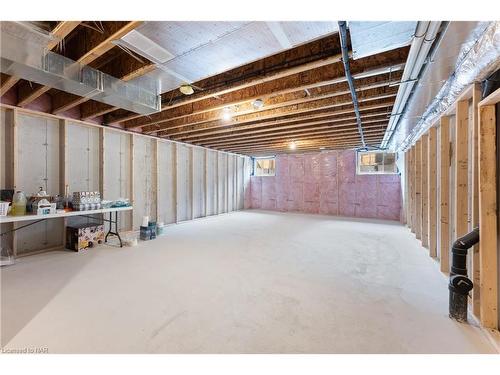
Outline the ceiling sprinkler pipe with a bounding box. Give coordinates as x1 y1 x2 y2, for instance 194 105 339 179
338 21 366 148
381 21 442 149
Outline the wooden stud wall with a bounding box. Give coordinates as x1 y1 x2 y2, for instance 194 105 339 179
0 106 250 258
421 134 429 248
404 85 500 332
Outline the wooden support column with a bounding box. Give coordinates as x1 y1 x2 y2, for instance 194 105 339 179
421 133 429 248
59 119 69 247
190 146 195 220
226 154 229 213
428 126 438 257
98 127 105 198
404 150 410 226
129 134 135 229
410 146 416 233
454 100 469 239
415 139 422 240
204 149 208 217
471 83 481 318
478 104 498 330
216 152 220 214
439 117 451 273
154 139 159 221
173 143 178 223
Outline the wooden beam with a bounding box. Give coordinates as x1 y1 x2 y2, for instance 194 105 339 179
439 116 450 273
421 133 429 248
454 100 469 239
408 146 415 232
132 72 401 131
167 95 396 141
201 122 387 147
478 104 498 329
0 75 20 97
415 139 422 240
471 83 481 318
193 113 389 145
115 51 407 128
410 145 416 233
428 126 437 257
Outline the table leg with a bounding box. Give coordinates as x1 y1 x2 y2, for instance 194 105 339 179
104 211 123 247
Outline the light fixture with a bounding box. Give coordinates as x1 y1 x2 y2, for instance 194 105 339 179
319 147 326 150
179 84 194 95
222 106 233 121
252 98 264 109
289 141 297 150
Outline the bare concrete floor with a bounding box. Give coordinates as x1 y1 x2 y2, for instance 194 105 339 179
1 210 496 353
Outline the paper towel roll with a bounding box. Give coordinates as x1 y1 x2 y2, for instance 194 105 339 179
142 216 149 227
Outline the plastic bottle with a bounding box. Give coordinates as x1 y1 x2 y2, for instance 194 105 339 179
11 191 27 216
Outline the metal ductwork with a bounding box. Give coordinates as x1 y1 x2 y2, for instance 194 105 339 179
0 22 160 115
380 21 442 149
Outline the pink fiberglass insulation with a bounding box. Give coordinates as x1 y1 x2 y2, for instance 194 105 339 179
249 149 401 221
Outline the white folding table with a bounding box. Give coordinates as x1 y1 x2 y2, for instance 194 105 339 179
0 206 133 248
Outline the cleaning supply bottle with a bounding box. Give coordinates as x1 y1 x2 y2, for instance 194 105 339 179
11 190 27 216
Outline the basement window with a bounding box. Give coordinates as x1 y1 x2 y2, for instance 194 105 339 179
356 151 397 174
253 157 276 176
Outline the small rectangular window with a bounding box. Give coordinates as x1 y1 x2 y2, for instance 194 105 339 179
253 157 276 176
356 151 397 174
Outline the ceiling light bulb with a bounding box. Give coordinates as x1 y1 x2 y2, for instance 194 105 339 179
289 141 297 150
319 147 326 150
179 84 194 95
222 107 233 121
252 99 264 109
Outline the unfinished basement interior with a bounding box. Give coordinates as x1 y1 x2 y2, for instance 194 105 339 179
1 15 500 359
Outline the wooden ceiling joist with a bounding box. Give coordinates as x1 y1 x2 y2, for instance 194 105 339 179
17 21 141 108
159 93 396 141
181 112 391 145
121 47 408 129
100 34 343 124
209 128 386 149
141 70 403 134
164 101 393 140
200 124 387 148
0 74 20 96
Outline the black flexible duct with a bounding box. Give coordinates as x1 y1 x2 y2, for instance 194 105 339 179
449 227 479 322
338 21 366 147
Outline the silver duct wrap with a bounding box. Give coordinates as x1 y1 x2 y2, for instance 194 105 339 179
394 21 500 151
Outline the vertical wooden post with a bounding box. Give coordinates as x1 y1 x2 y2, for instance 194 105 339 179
428 126 438 257
415 139 422 240
98 127 105 198
173 142 178 224
129 134 135 230
226 154 229 213
421 134 429 248
204 149 208 217
190 146 195 220
154 139 159 222
478 104 498 330
471 84 481 317
10 109 19 257
216 152 219 214
404 150 410 225
410 146 416 233
59 119 69 248
439 117 451 273
454 100 469 239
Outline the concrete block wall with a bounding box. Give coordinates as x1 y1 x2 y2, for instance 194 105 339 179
249 150 401 221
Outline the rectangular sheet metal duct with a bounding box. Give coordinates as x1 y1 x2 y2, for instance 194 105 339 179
0 22 160 115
